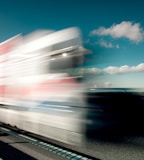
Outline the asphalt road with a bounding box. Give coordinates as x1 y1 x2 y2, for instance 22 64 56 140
0 141 37 160
1 128 144 160
71 132 144 160
0 131 65 160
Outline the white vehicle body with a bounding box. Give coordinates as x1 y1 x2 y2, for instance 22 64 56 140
0 27 89 145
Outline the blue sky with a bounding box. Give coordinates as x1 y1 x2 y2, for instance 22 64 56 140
1 0 144 88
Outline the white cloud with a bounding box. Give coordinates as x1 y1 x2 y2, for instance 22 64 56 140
84 63 144 75
104 63 144 74
98 39 119 48
86 68 102 74
98 39 113 48
104 81 112 88
131 63 144 72
104 66 120 74
90 21 144 42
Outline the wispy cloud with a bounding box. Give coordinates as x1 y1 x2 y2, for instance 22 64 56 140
104 63 144 74
133 63 144 72
116 44 119 48
90 81 113 88
104 81 112 88
97 39 119 48
90 21 144 43
84 67 102 74
82 63 144 75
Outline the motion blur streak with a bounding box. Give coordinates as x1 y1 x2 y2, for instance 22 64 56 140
0 27 91 145
1 27 144 147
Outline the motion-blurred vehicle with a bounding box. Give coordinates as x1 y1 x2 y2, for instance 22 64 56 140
0 27 90 145
1 27 144 145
